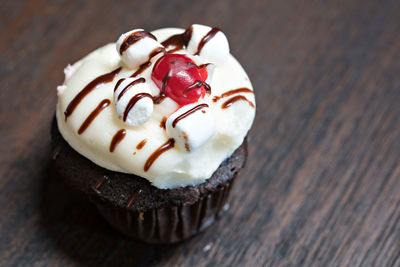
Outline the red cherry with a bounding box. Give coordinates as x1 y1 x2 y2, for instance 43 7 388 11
151 54 208 106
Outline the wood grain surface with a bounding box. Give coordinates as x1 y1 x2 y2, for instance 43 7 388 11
1 0 399 266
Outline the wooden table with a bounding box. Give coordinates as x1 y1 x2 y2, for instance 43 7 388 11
1 0 399 266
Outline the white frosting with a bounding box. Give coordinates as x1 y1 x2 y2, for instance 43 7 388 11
187 24 230 65
113 78 153 126
116 29 163 69
64 62 82 80
56 27 255 189
57 61 82 96
166 103 216 152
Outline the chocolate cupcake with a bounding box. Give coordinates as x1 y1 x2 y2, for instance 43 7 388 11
53 25 256 243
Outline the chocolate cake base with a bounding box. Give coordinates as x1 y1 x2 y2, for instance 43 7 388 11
51 118 247 243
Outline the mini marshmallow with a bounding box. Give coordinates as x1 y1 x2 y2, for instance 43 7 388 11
116 29 164 69
205 63 216 84
187 24 230 65
166 103 216 152
190 55 216 84
114 77 154 127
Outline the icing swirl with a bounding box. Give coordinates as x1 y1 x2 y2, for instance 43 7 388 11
56 26 255 189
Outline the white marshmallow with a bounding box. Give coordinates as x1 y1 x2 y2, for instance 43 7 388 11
116 29 164 69
166 103 216 152
205 63 216 84
189 55 216 84
114 77 154 127
187 24 230 65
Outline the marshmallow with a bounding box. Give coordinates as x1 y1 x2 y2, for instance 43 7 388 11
204 63 216 84
166 103 216 152
190 55 216 84
187 24 230 65
114 77 154 126
116 29 164 69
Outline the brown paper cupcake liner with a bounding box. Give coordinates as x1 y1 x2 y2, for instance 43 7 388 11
52 119 247 243
94 180 234 244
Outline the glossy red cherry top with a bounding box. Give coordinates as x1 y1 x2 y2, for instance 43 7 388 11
151 54 208 106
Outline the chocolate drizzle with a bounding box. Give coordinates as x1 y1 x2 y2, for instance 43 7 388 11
198 63 211 69
222 95 255 109
136 139 147 150
130 47 165 78
123 93 153 121
109 129 126 152
153 71 172 104
161 26 193 53
150 46 166 58
213 87 254 102
125 189 143 209
144 138 175 171
114 78 125 92
184 80 211 94
64 67 121 121
187 62 210 70
130 62 151 78
78 99 110 134
161 71 171 93
195 27 220 55
119 31 157 54
152 94 165 105
172 104 209 128
160 116 167 129
212 87 255 109
117 78 145 100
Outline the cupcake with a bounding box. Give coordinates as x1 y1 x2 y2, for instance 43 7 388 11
52 24 256 243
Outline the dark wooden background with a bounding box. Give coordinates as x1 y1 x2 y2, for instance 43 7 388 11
1 0 399 266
